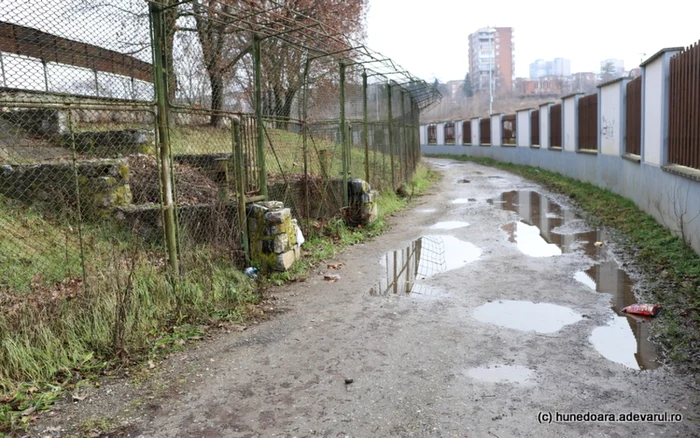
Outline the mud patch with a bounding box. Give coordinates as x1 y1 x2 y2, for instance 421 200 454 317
474 300 583 333
466 365 535 385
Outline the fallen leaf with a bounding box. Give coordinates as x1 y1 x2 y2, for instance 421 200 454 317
327 263 343 270
148 360 156 369
27 386 38 394
21 406 36 416
324 274 341 282
594 241 604 247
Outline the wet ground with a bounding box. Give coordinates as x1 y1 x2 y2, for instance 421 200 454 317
31 157 699 437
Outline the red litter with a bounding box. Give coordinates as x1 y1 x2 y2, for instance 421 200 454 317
621 304 662 317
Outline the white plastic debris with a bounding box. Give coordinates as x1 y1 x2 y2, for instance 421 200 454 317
293 219 305 246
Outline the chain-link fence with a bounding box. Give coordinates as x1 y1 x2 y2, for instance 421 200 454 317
0 0 440 324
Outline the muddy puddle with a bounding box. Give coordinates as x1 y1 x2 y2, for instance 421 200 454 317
474 300 583 334
466 365 535 385
370 235 481 297
491 190 660 370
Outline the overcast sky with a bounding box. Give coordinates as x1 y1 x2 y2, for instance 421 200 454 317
366 0 700 83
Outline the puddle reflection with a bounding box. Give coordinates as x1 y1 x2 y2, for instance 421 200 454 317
431 221 470 230
492 190 660 370
370 235 481 297
474 300 582 334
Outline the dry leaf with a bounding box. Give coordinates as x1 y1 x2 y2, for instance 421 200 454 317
594 241 604 247
148 360 156 369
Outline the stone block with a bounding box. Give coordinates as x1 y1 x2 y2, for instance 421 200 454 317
246 203 268 218
264 208 291 224
263 220 291 236
259 200 284 211
274 249 297 271
273 233 290 254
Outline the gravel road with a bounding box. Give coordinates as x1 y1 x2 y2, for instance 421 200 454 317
32 158 699 437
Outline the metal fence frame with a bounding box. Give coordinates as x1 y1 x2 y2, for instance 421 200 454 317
625 77 642 156
0 0 442 293
669 41 700 169
479 118 491 146
531 109 540 146
550 103 562 148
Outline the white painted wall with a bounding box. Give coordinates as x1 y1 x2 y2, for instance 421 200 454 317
419 125 426 145
642 58 664 165
600 81 623 156
540 103 551 149
516 109 531 147
471 118 480 146
436 122 445 145
455 120 463 146
491 114 502 146
563 95 578 152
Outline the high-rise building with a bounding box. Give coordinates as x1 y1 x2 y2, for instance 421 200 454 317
529 58 571 79
551 58 571 76
468 27 514 96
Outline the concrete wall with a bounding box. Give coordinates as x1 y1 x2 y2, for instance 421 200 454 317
420 48 700 254
491 114 503 147
436 122 445 145
562 94 580 152
600 79 626 156
516 109 531 147
540 103 551 149
471 118 480 146
642 49 681 166
455 120 463 145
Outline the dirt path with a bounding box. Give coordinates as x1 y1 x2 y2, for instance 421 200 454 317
32 158 699 437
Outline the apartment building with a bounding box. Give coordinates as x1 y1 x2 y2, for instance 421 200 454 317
468 27 514 96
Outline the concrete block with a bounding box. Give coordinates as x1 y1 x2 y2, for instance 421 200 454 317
274 249 297 271
264 208 291 224
259 200 284 211
273 233 290 254
247 203 268 218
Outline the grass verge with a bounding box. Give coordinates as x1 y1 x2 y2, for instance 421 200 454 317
428 154 700 374
0 162 440 435
0 199 260 434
